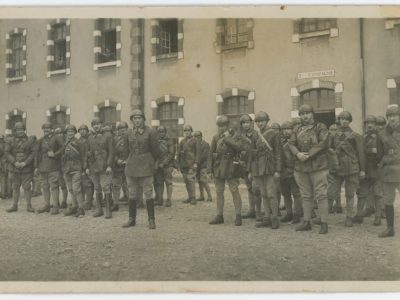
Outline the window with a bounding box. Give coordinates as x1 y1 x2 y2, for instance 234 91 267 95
292 19 338 43
300 88 335 111
215 19 254 53
299 19 332 34
222 96 249 122
47 19 71 77
5 109 26 134
9 115 23 132
94 18 121 69
158 102 179 139
99 107 117 127
50 111 67 129
5 28 27 83
151 19 184 62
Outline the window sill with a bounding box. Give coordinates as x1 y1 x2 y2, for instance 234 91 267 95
292 28 338 43
156 52 178 60
221 41 249 51
47 68 70 78
5 76 25 84
94 60 121 70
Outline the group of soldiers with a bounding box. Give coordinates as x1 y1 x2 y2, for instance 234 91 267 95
0 104 399 237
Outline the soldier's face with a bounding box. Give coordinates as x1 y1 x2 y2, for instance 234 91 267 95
365 122 376 132
282 128 292 138
79 129 88 137
93 123 102 132
388 114 400 128
195 135 202 142
158 129 166 138
255 120 267 130
43 128 51 137
218 125 228 135
119 127 127 135
66 130 75 140
183 129 192 138
300 112 313 124
15 128 25 138
241 120 251 131
132 116 144 128
376 124 385 130
339 118 350 128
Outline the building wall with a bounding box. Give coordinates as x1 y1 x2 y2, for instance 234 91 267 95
0 19 134 136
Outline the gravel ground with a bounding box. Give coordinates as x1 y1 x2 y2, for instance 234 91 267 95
0 182 398 281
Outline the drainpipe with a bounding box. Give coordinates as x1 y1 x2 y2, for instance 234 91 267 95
360 18 366 127
130 19 144 111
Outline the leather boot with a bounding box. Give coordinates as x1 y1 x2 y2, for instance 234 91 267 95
93 193 104 217
242 210 256 219
255 211 263 222
280 212 293 223
165 184 173 207
122 199 137 228
50 189 60 215
379 205 395 238
84 189 93 210
37 205 50 213
64 206 77 216
37 188 51 213
255 217 271 228
271 216 280 229
6 203 18 213
312 217 322 225
319 222 328 234
75 207 85 217
352 215 363 224
291 214 301 224
25 190 35 213
146 199 156 229
165 198 172 207
6 189 19 213
373 216 381 226
234 214 242 226
209 215 224 225
154 185 163 206
104 194 112 219
296 221 312 231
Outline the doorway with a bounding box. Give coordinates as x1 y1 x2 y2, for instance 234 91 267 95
314 110 336 128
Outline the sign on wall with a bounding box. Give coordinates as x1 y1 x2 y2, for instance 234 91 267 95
297 69 335 80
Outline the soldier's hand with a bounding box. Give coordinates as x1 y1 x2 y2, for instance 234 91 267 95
85 168 90 176
248 173 252 181
106 166 112 175
296 152 308 162
117 159 124 166
19 162 26 168
193 163 198 170
14 162 21 168
359 171 366 180
47 150 55 158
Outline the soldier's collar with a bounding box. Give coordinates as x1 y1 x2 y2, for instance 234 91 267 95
133 126 145 134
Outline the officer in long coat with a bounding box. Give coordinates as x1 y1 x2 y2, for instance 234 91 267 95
328 111 366 227
78 124 94 210
5 122 37 213
376 105 400 238
289 104 330 234
86 117 114 219
35 122 64 214
208 115 244 226
123 109 160 229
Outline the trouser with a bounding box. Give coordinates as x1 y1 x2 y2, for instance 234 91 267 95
0 170 6 197
327 173 341 210
6 171 13 196
10 171 33 206
126 175 155 221
280 176 302 215
254 174 278 219
154 166 174 202
294 169 329 223
244 173 261 213
59 173 68 203
39 170 60 208
91 171 113 200
197 167 211 199
214 177 242 216
112 171 127 206
356 177 383 218
64 171 84 209
81 173 94 205
182 167 196 201
330 173 359 218
382 182 400 206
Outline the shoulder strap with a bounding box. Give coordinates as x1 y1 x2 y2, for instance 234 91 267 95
256 129 273 152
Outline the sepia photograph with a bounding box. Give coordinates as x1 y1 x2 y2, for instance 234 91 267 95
0 4 399 293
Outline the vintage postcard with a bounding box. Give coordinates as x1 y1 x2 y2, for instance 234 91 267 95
0 5 399 293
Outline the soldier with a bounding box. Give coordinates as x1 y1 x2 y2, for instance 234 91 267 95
55 127 69 209
280 121 303 224
328 111 366 227
5 122 37 213
376 105 400 237
78 124 94 210
61 125 87 217
353 115 383 226
291 117 302 130
122 109 160 229
154 126 176 207
271 122 283 215
112 121 129 211
0 135 6 199
289 104 329 234
239 114 262 221
86 117 114 219
251 112 282 229
4 134 13 199
35 122 64 214
327 123 342 214
177 125 201 205
376 116 387 131
375 115 387 219
208 116 244 226
193 131 212 202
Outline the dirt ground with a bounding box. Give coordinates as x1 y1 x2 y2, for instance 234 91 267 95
0 182 399 281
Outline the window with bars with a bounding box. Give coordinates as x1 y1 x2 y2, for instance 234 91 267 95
157 19 178 56
300 88 336 111
99 107 117 127
10 33 24 78
99 19 117 63
222 96 249 119
158 102 179 139
50 111 67 129
299 19 332 34
222 19 248 46
9 115 23 132
51 23 67 70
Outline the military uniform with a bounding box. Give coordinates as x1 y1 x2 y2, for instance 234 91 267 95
329 111 366 227
35 123 64 214
154 128 176 207
376 105 400 237
87 118 114 219
0 135 6 199
289 104 329 234
78 125 94 210
61 125 87 217
327 124 342 214
177 126 201 205
208 116 244 226
123 109 160 229
55 128 69 209
251 112 282 229
5 123 37 212
194 132 212 202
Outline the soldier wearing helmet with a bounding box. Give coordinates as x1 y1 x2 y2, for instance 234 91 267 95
153 126 177 207
192 130 212 203
5 122 37 213
326 123 342 214
53 126 69 208
375 105 400 237
122 109 160 230
0 134 6 199
34 122 64 215
279 121 303 224
288 104 329 234
60 124 87 217
177 124 201 206
328 110 366 228
86 117 114 219
111 121 129 211
376 116 387 131
238 114 262 221
78 124 94 210
208 115 245 226
250 111 282 230
352 115 383 226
